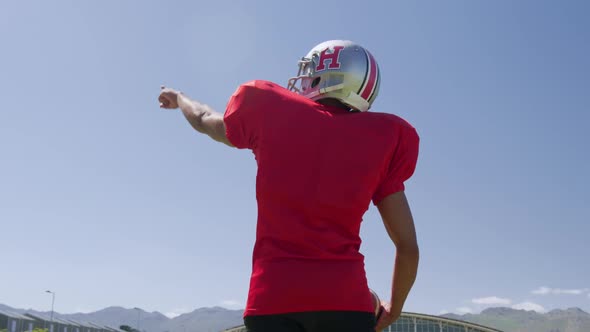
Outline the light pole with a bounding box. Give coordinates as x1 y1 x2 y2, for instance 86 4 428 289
133 308 141 332
45 290 55 332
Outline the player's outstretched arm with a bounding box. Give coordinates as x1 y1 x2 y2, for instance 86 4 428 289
375 191 419 331
158 86 234 147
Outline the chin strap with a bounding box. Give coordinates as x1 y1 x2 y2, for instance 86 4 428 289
306 84 371 112
343 91 371 112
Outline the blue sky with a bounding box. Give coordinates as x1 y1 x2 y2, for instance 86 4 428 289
1 0 588 318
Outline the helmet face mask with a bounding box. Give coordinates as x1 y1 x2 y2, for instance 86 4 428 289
287 58 311 94
288 40 381 112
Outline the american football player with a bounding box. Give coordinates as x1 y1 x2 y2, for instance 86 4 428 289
159 40 420 332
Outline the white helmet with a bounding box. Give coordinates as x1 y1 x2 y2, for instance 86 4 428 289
287 40 381 112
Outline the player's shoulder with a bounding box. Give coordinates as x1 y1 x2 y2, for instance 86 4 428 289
368 111 417 133
236 80 289 96
233 80 303 109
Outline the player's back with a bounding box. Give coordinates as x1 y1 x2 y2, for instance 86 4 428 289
223 80 419 315
236 81 417 260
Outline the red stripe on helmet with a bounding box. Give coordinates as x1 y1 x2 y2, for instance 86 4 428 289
360 50 378 100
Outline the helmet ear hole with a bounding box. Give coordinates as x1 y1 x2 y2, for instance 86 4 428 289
311 77 321 88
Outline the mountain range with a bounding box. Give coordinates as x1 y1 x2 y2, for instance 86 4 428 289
0 304 243 332
2 303 590 332
442 307 590 332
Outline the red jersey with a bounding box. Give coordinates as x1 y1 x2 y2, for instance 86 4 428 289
223 80 419 316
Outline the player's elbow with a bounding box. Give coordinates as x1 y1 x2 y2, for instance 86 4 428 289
397 241 419 258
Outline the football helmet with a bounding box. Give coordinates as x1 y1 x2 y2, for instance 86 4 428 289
287 40 381 112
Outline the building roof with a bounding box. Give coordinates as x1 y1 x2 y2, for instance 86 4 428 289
104 325 126 332
24 312 53 321
63 320 82 327
23 313 76 326
222 311 504 332
53 317 76 326
65 319 94 328
86 322 108 330
109 325 127 332
402 312 504 332
0 309 35 321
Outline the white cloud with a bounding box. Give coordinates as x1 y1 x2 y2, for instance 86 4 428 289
532 287 551 295
562 289 589 295
164 308 190 318
456 307 473 314
472 296 512 305
220 299 243 308
438 310 450 315
532 287 589 295
511 302 546 312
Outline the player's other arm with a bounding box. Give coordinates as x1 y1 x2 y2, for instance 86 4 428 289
375 191 419 331
158 86 234 147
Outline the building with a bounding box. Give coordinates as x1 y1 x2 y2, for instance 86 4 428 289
62 319 83 332
222 312 503 332
20 313 114 332
24 313 57 332
65 320 95 332
86 321 111 332
51 317 75 332
0 310 35 332
103 325 126 332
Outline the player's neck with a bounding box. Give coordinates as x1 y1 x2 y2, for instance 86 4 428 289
317 98 353 112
